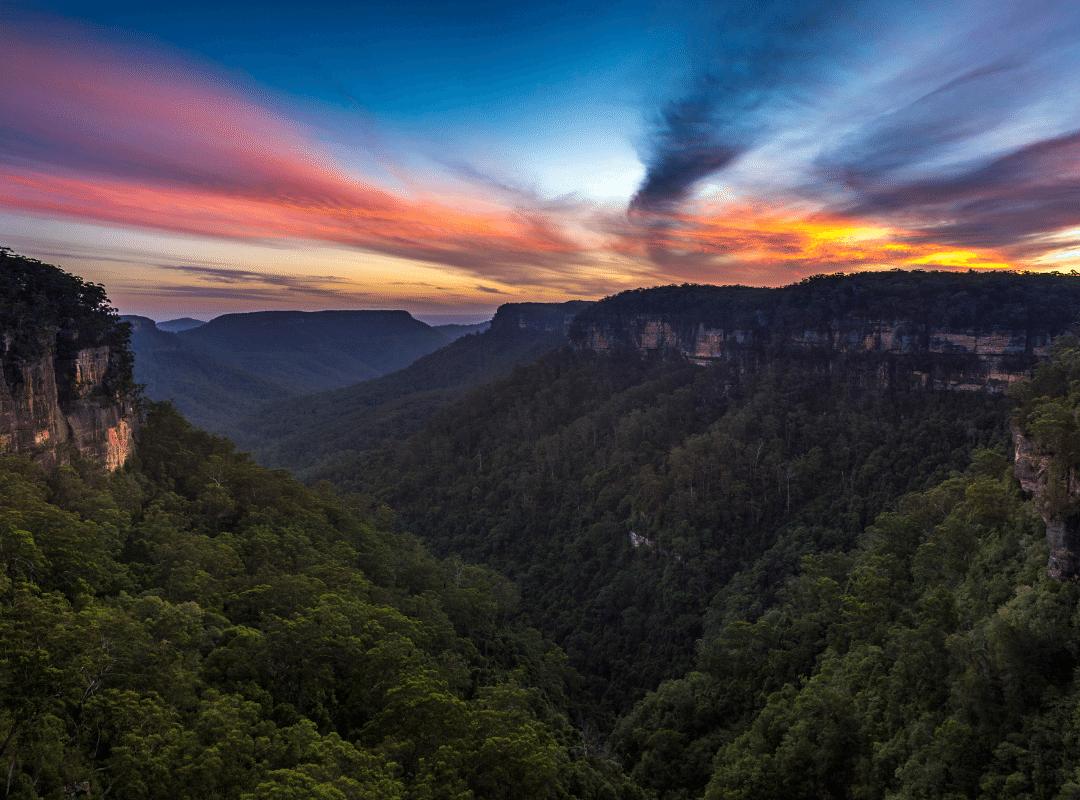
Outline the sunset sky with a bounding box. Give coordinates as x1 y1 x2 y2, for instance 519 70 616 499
3 0 1080 322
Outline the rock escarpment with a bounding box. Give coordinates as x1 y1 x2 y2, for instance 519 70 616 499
1 334 136 470
1 249 137 470
491 300 593 336
571 273 1080 392
1012 429 1080 581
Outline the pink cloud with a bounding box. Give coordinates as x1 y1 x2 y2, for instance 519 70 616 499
0 22 606 291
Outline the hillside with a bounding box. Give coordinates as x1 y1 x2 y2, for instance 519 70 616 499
347 344 1013 716
176 309 453 392
13 254 1080 799
0 402 649 800
236 301 590 475
127 310 485 438
570 271 1080 390
125 315 293 437
318 273 1080 720
156 317 206 332
0 253 641 800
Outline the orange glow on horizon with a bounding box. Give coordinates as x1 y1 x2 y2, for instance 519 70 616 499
626 202 1015 284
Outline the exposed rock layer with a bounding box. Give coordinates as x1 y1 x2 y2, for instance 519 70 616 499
1 336 135 470
1013 428 1080 581
574 313 1048 392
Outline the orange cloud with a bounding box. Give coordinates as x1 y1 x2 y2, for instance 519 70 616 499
622 202 1014 285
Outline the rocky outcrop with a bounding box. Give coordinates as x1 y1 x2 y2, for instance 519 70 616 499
491 301 593 336
1013 428 1080 581
569 275 1080 392
0 336 135 470
575 313 1044 392
572 276 1080 580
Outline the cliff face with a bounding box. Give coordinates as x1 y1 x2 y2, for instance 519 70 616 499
569 275 1080 392
0 335 135 470
574 313 1045 391
1013 428 1080 581
491 301 593 336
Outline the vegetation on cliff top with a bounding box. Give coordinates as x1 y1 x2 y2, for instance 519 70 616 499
571 270 1080 340
0 247 134 395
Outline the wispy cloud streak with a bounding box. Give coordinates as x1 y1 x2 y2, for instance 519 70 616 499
0 22 611 292
630 0 1080 273
630 0 873 213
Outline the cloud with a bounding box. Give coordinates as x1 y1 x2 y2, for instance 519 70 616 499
627 0 1080 274
0 20 617 294
154 263 366 301
802 0 1080 259
842 131 1080 253
612 201 1011 286
629 0 874 214
7 2 1080 307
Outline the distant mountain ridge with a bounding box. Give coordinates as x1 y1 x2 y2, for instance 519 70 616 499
125 315 292 436
235 300 592 474
176 309 452 392
156 317 206 332
126 309 486 438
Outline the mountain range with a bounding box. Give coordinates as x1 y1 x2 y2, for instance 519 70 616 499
124 309 488 437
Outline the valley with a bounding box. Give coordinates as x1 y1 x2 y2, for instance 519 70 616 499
6 249 1080 799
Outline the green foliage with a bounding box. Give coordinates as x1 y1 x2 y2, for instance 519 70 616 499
12 260 1080 800
0 247 135 395
604 452 1080 800
237 308 579 475
0 401 636 799
1013 334 1080 520
128 308 495 443
572 271 1080 340
346 344 1010 719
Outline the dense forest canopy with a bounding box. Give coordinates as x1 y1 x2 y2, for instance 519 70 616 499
571 271 1080 337
0 401 647 799
1 248 128 357
235 306 585 476
343 346 1013 720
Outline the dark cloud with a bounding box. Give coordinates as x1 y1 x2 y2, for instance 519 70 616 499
846 131 1080 251
803 0 1080 258
630 0 873 214
815 63 1026 193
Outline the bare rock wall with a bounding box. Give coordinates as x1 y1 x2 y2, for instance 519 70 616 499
1 343 135 470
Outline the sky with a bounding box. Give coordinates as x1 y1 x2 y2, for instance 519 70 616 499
3 0 1080 322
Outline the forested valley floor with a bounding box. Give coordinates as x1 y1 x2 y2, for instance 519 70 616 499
309 335 1080 800
10 343 1080 799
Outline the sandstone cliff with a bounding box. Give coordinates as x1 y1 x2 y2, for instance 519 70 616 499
1 249 137 470
0 335 136 470
1012 428 1080 581
570 274 1080 392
